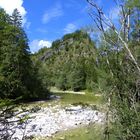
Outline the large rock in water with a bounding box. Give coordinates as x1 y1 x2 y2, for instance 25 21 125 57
49 95 61 100
65 105 82 112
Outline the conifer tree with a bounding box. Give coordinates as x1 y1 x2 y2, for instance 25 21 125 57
0 8 48 99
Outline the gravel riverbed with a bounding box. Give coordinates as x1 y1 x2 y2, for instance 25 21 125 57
1 104 104 140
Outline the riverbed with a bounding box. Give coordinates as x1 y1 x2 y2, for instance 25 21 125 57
1 93 104 140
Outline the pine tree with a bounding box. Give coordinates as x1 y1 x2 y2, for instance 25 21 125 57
11 8 22 27
0 8 48 99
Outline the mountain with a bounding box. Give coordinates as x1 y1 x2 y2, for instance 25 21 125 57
32 30 98 91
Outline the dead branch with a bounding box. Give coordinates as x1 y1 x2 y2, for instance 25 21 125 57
87 0 140 73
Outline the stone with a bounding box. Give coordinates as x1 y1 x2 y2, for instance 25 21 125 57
1 105 104 140
59 136 65 140
85 130 89 134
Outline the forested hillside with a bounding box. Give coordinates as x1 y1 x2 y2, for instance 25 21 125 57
32 30 99 92
0 8 48 100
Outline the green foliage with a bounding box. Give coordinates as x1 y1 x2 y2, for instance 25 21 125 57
68 63 86 91
0 8 49 100
33 30 97 92
125 0 140 41
97 35 140 139
94 1 140 138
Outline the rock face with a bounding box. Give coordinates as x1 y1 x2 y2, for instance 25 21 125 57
2 105 104 140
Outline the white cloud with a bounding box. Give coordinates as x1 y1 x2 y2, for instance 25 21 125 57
64 23 77 34
42 3 63 24
30 40 52 53
0 0 28 26
0 0 26 18
39 40 52 48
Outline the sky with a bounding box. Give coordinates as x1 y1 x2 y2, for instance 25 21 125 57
0 0 119 53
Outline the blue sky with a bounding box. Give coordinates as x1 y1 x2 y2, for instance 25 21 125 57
0 0 119 53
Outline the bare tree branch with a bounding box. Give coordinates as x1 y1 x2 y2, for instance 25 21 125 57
87 0 140 73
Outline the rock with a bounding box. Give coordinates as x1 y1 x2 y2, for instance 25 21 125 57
85 130 89 134
65 105 82 112
2 105 104 140
58 136 65 140
50 95 61 100
32 124 37 130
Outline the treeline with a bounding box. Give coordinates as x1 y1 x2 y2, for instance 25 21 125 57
0 8 49 100
32 30 98 92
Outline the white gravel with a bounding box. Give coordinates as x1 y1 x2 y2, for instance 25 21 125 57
1 105 104 140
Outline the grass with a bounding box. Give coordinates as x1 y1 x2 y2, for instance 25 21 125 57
33 124 105 140
52 124 104 140
21 90 103 110
33 123 116 140
53 92 103 105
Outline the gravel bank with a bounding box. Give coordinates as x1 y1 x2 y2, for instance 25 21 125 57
1 104 104 140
